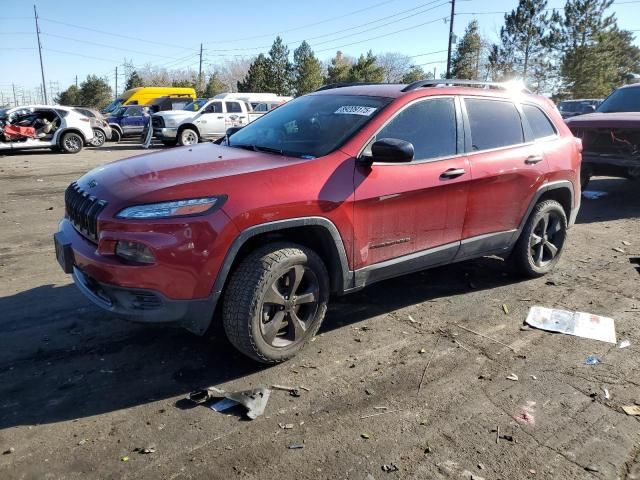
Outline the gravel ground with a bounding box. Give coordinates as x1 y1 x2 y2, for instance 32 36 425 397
0 142 639 480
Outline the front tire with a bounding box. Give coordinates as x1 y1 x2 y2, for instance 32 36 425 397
511 200 568 278
109 129 121 143
60 132 83 154
178 127 199 146
91 128 106 147
222 243 330 363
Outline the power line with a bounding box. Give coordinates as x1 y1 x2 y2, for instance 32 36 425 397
408 49 448 58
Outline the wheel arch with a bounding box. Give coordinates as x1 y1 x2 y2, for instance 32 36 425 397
178 123 200 137
108 123 123 135
57 128 87 145
515 180 575 239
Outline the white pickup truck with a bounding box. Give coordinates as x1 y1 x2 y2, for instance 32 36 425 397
152 98 264 146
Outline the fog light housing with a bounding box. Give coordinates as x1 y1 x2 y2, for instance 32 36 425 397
115 241 155 264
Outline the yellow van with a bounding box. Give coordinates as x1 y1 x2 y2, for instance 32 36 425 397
102 87 196 114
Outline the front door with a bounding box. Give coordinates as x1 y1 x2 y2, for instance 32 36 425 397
120 106 145 134
352 97 470 273
195 101 225 138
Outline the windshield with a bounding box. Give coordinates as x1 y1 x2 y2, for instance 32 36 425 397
228 94 391 158
111 106 126 117
183 99 207 111
102 98 124 113
597 88 640 113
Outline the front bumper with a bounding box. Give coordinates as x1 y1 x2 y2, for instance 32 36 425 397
153 127 178 140
72 266 215 332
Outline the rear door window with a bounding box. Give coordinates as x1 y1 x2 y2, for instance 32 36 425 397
203 102 223 114
465 98 524 151
522 104 556 139
225 102 243 113
370 97 457 161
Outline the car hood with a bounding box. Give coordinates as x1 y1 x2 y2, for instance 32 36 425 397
566 112 640 129
76 143 306 206
153 110 197 120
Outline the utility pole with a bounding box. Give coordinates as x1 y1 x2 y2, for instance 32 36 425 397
115 66 118 98
75 75 78 88
34 5 48 104
445 0 456 79
198 43 203 93
12 83 17 106
433 67 437 79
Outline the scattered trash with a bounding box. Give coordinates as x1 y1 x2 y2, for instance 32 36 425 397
134 446 156 454
408 315 417 323
525 306 617 344
272 384 302 397
3 447 14 455
365 388 375 396
456 324 517 352
622 241 632 246
622 406 640 416
603 388 610 400
46 206 53 211
500 434 514 442
418 336 441 394
419 348 426 354
36 178 43 182
530 375 537 380
381 463 400 472
188 386 271 420
502 304 510 314
288 444 304 449
585 356 601 365
514 401 536 426
121 456 129 462
360 409 403 419
613 247 625 254
618 339 631 349
582 190 608 200
77 439 87 446
361 433 370 439
585 466 600 473
278 423 294 429
506 373 519 381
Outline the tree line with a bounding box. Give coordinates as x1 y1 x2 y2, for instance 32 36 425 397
54 0 639 109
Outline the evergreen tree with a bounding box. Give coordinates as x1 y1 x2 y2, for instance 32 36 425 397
292 41 323 95
499 0 555 82
347 51 384 82
451 21 482 79
78 75 112 109
552 0 635 97
267 36 293 95
203 72 227 97
401 65 428 83
326 51 352 84
124 70 144 90
55 85 82 106
237 54 271 92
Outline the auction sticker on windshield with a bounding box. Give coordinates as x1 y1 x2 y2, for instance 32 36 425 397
334 106 377 116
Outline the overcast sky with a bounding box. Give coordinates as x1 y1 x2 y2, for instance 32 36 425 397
1 0 639 101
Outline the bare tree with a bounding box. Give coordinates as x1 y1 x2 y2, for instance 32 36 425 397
210 58 253 92
377 52 413 83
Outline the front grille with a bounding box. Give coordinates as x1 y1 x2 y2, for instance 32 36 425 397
65 182 107 243
151 116 164 128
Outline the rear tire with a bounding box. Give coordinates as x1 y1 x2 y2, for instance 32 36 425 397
110 129 121 143
580 166 592 191
510 200 568 278
60 132 83 154
178 127 199 146
222 243 329 363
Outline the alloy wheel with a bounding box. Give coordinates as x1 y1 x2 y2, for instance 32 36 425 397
64 135 81 152
260 265 320 347
182 130 198 145
529 212 566 268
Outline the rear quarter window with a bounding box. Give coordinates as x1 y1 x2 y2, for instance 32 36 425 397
465 98 524 151
522 104 556 139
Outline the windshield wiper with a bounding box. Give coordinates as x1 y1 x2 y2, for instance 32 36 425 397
231 143 284 155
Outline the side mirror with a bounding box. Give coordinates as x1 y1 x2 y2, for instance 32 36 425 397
226 126 243 137
368 138 414 163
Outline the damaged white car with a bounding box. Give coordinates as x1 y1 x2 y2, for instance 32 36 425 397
0 105 94 154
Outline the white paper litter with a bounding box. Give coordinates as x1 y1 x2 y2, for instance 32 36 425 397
525 306 616 344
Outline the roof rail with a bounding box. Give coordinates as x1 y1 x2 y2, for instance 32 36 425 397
401 79 531 94
315 82 385 92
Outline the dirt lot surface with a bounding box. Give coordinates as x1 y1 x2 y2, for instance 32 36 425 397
1 142 639 480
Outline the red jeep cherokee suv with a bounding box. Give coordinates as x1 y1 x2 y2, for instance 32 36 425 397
54 80 581 363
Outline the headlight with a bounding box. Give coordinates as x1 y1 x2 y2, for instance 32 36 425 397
116 241 155 264
116 196 225 219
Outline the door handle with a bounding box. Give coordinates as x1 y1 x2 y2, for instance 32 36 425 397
217 116 224 119
525 154 544 164
440 168 466 179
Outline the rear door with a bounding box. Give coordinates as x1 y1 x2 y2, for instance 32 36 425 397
353 96 470 270
225 101 248 129
459 97 549 255
195 101 224 137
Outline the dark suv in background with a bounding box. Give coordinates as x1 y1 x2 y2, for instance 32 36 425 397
55 80 581 363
